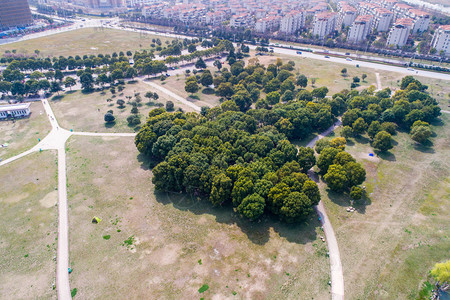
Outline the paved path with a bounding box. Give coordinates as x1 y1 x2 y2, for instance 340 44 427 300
306 119 345 300
0 99 143 300
442 110 450 114
140 79 201 112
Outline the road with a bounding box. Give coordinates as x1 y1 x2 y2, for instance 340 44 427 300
306 119 345 300
1 15 449 82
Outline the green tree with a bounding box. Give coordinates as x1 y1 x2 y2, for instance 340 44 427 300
200 70 213 87
367 121 382 140
430 260 450 284
410 123 432 144
231 177 254 207
352 117 367 135
340 126 353 138
104 112 115 123
350 186 364 201
280 192 313 223
317 147 341 175
195 58 207 69
373 131 393 152
185 80 199 94
302 180 321 205
324 164 348 192
50 81 62 95
341 68 347 77
344 162 366 187
64 76 76 90
296 74 308 88
165 101 174 111
237 193 266 221
297 147 316 172
311 86 328 99
266 91 281 105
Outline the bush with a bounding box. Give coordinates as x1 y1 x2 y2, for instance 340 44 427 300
104 112 115 123
166 100 174 111
131 106 138 114
127 115 141 125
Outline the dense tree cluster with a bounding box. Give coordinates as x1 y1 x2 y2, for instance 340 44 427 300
340 76 440 151
135 108 321 222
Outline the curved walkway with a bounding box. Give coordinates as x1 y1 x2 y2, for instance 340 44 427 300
0 99 139 300
306 119 345 300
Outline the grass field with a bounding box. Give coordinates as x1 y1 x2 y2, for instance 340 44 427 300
318 113 450 299
0 151 58 299
49 80 196 133
0 102 51 160
65 135 330 299
0 28 175 58
154 68 222 108
246 51 405 95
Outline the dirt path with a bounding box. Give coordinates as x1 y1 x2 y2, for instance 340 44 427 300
306 119 345 300
140 79 201 112
375 73 382 91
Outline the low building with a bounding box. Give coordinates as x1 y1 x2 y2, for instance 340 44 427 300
386 18 413 47
431 25 450 56
0 103 31 119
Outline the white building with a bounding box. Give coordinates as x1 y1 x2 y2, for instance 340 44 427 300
409 9 430 33
313 12 337 39
374 8 393 32
386 18 413 47
338 5 357 30
255 16 281 33
0 103 31 119
431 25 450 56
348 15 372 43
280 10 304 34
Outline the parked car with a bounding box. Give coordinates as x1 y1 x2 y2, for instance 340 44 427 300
345 52 350 55
296 51 302 54
324 55 330 58
346 58 352 61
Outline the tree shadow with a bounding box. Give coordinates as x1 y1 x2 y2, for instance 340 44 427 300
375 150 396 161
325 187 370 214
152 190 318 246
413 141 435 153
346 138 355 146
354 135 370 144
65 90 77 95
50 95 65 102
201 87 215 95
104 122 116 128
137 153 155 171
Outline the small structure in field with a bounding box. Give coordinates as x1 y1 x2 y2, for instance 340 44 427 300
0 103 31 119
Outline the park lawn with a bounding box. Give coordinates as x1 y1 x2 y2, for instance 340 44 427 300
0 151 58 299
0 101 52 160
417 77 450 110
319 113 450 299
49 80 195 133
154 68 221 108
65 135 330 299
247 51 403 95
0 27 175 58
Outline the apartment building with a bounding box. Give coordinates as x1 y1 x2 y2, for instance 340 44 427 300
0 0 33 29
386 18 413 47
313 12 337 39
280 10 305 34
392 3 413 20
230 13 253 28
348 15 373 43
373 8 393 32
408 9 430 33
255 15 281 33
431 25 450 56
338 3 357 30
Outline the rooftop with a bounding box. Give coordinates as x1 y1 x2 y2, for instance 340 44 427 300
0 103 31 113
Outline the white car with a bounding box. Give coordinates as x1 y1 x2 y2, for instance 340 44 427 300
346 58 352 61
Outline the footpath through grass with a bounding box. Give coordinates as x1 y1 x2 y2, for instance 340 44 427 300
320 114 449 299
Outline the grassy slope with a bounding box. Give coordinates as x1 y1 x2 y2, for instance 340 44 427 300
0 151 58 299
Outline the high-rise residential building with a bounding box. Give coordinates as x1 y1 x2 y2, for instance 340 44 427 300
280 11 304 34
73 0 124 8
373 8 393 32
313 12 337 39
347 15 372 43
408 9 430 34
431 25 450 56
386 18 413 47
337 4 357 31
0 0 33 30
